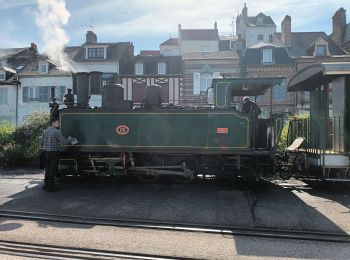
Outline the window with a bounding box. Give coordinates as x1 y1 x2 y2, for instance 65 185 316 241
262 49 272 63
39 63 48 73
200 73 213 93
135 63 144 75
23 87 39 102
158 63 166 75
0 71 5 81
258 34 264 41
274 80 287 101
316 45 327 56
0 88 8 105
90 73 102 94
39 86 50 102
257 17 263 25
87 47 105 59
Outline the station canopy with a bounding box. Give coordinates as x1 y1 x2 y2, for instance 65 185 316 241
212 77 285 96
288 62 350 92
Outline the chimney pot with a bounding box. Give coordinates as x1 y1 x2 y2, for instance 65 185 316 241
86 31 97 44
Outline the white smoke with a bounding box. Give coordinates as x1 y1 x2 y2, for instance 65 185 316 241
35 0 73 71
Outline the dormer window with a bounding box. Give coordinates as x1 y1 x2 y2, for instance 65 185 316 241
0 70 5 81
38 62 48 73
262 48 273 63
135 63 144 75
88 47 105 59
316 44 327 56
85 46 107 59
257 17 263 25
158 63 166 75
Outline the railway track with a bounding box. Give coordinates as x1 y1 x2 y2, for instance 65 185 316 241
0 209 349 243
0 240 196 260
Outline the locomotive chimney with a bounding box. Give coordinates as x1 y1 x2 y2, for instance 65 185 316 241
75 72 90 107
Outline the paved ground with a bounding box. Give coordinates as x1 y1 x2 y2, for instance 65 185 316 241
0 168 350 259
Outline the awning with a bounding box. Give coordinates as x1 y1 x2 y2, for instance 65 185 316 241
288 62 350 92
212 77 285 96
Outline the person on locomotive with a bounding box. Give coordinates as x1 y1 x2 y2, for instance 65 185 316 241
63 88 74 108
241 96 261 115
41 118 77 191
241 96 261 147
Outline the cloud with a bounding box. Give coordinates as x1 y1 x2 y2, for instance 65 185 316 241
0 0 36 10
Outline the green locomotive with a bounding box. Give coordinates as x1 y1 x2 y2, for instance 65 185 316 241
57 74 285 182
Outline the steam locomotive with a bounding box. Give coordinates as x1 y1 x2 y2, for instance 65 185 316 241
55 73 287 182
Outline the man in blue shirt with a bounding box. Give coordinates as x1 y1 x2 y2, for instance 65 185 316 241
42 118 75 191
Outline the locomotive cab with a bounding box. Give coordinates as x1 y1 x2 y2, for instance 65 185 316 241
210 77 286 150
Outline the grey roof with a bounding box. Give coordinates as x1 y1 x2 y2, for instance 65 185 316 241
180 29 218 41
288 32 347 57
65 42 132 62
241 45 293 65
245 13 276 27
18 58 71 77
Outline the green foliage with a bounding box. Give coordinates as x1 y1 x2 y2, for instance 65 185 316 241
0 121 15 147
277 113 309 150
0 111 50 166
1 144 25 166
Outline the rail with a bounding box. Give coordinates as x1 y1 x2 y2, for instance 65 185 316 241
0 209 349 243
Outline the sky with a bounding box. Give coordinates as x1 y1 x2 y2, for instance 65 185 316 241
0 0 349 54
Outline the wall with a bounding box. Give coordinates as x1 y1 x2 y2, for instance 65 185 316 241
0 84 17 125
180 41 219 54
74 62 119 73
243 64 295 113
246 26 276 47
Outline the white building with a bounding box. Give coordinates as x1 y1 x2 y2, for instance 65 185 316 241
65 31 134 107
236 4 276 48
0 66 18 124
17 59 72 124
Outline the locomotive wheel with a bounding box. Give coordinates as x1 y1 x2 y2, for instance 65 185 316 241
135 155 162 183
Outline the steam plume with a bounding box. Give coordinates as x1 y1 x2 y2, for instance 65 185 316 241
35 0 73 71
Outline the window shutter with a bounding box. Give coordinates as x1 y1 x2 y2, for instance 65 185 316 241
193 72 201 95
0 88 8 105
39 86 49 102
23 87 28 103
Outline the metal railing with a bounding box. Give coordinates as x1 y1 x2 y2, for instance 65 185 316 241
287 116 345 155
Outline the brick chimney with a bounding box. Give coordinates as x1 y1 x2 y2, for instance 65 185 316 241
242 3 248 18
281 15 291 47
331 8 346 47
86 31 97 44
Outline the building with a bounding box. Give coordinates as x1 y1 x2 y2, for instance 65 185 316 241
0 44 39 124
236 3 276 48
17 58 72 124
240 42 295 113
0 66 18 124
118 51 182 105
276 14 350 112
182 51 240 105
65 31 134 107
